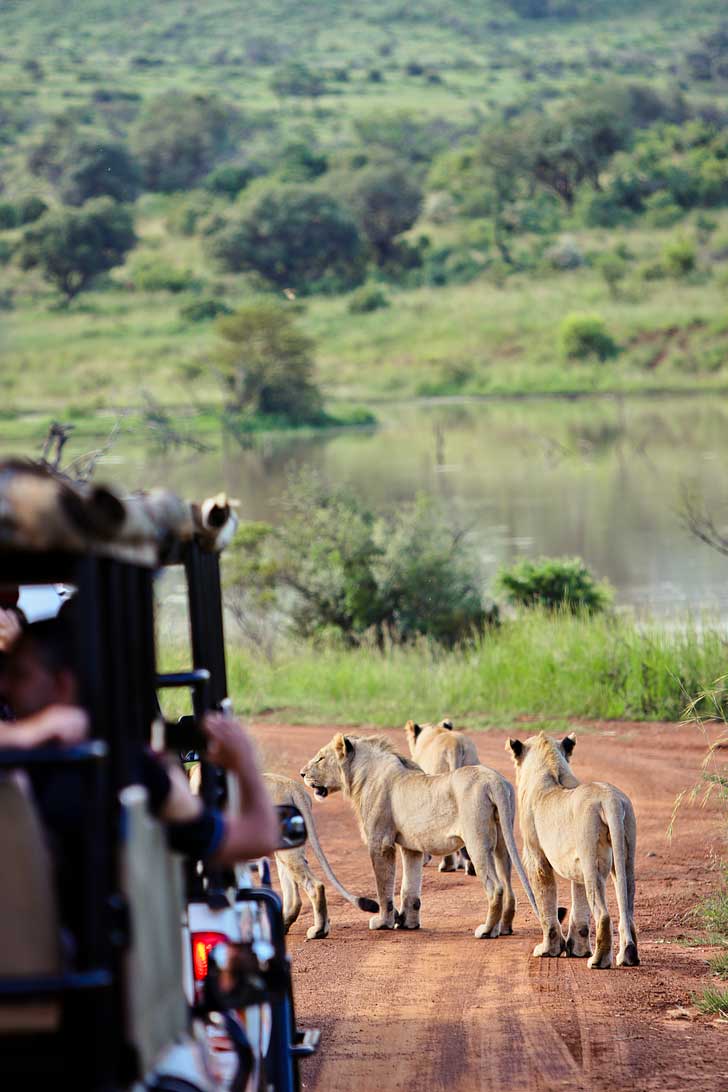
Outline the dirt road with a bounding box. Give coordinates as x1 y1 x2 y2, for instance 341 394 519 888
250 720 728 1092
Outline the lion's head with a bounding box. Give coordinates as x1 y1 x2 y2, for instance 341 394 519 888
299 735 351 798
506 731 578 788
301 733 419 798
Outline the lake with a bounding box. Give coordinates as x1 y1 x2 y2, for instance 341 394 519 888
13 394 728 616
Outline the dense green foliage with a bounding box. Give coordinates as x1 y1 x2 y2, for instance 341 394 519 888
208 186 364 292
3 1 728 410
213 301 323 421
176 608 728 724
495 557 612 613
18 198 135 301
225 478 491 647
558 314 618 361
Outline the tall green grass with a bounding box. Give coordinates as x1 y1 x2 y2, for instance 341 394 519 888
200 610 728 725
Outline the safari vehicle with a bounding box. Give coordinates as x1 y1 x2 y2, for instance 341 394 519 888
0 463 317 1090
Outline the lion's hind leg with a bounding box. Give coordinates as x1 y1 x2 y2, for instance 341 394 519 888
438 852 459 873
280 850 330 940
527 851 566 958
466 825 504 939
565 881 592 958
276 854 302 934
583 866 613 969
395 847 423 929
493 826 515 935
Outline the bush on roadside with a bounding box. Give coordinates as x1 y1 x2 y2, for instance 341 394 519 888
663 237 697 277
130 257 200 293
347 283 390 314
559 313 618 362
179 297 231 322
495 557 612 614
225 476 493 648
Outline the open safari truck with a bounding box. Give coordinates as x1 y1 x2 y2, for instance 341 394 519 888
0 461 317 1090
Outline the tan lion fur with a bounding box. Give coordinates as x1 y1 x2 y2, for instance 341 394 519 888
404 719 480 873
507 731 639 970
300 733 538 937
264 774 378 939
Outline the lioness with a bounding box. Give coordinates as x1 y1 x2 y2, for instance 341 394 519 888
507 732 639 970
264 773 378 939
405 718 479 873
300 733 539 937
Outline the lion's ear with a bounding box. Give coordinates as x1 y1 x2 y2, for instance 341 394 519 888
440 719 454 731
561 733 576 759
405 720 422 740
334 733 354 761
507 738 524 762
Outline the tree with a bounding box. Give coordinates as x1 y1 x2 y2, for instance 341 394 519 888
208 185 364 292
270 62 325 100
225 476 491 647
18 198 136 303
131 91 238 192
495 557 612 613
58 140 141 205
213 301 323 422
342 164 423 264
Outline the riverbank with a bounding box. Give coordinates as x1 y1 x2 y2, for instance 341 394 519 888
157 610 728 726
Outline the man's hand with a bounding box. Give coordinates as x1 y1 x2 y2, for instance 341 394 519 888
202 711 261 773
0 704 89 749
0 608 22 653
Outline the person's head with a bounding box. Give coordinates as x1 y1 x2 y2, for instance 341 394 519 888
0 615 79 718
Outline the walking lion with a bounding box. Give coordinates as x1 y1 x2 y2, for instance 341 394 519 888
507 731 639 969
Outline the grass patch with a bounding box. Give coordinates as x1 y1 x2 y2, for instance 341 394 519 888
694 986 728 1017
184 609 728 725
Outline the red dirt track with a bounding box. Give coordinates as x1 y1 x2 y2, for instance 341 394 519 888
250 720 728 1092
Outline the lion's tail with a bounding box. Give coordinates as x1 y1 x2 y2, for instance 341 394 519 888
298 791 379 914
491 778 540 919
602 793 639 965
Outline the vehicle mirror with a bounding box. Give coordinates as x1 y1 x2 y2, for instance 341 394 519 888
276 804 306 850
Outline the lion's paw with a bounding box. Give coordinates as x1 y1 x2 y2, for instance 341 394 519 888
533 940 563 957
369 914 395 930
306 924 330 941
475 923 501 939
587 951 613 969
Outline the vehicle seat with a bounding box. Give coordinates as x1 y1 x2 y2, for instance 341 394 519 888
119 784 189 1077
0 773 61 1033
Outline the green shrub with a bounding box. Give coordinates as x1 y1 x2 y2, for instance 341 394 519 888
130 258 200 293
0 239 13 264
179 297 232 322
204 164 256 197
225 478 493 648
595 252 628 298
495 557 612 614
559 314 618 362
166 192 214 237
643 192 683 228
17 196 48 225
663 237 697 277
347 283 390 314
0 203 19 229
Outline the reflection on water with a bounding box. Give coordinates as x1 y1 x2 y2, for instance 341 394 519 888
57 396 728 613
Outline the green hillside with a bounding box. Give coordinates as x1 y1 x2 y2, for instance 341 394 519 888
2 0 728 418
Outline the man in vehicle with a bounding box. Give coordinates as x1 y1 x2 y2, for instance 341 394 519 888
0 611 278 936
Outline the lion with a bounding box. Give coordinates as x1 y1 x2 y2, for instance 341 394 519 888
264 773 378 939
404 718 479 873
507 731 639 970
300 733 538 937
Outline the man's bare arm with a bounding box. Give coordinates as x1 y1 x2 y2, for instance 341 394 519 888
202 712 278 865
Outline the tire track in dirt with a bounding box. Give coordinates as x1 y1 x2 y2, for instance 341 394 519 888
251 719 728 1092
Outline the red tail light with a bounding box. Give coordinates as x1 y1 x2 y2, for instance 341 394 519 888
191 931 227 981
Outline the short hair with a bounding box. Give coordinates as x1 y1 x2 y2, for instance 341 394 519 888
20 614 78 677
